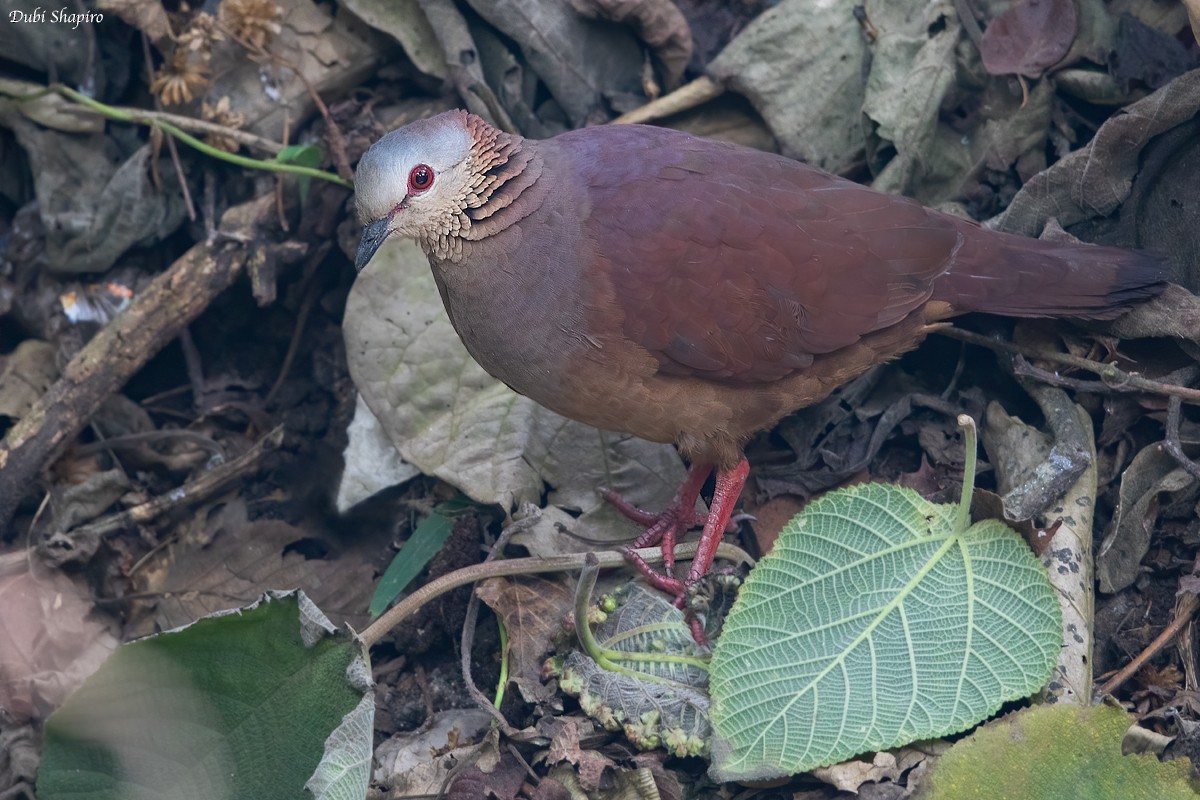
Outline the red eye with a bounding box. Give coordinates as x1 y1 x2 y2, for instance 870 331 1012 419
408 164 434 193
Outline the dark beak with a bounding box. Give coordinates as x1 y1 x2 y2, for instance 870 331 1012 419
355 217 391 272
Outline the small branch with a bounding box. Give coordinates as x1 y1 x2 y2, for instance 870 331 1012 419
40 428 285 565
119 108 284 154
937 327 1200 405
140 31 196 222
460 514 528 738
359 541 753 649
264 244 329 407
1012 355 1113 394
71 429 224 459
612 76 724 125
1097 591 1200 698
0 208 261 531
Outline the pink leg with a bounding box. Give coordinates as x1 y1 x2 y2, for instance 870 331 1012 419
604 458 750 639
682 458 750 589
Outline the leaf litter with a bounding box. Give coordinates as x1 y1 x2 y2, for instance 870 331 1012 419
1 0 1199 797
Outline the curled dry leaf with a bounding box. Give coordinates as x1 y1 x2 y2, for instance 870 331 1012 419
567 0 692 90
979 0 1078 78
476 575 573 705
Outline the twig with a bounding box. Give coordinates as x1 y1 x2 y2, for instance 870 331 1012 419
120 108 284 154
1164 396 1200 482
0 195 272 532
612 76 724 125
459 514 529 737
216 23 356 181
141 31 196 222
937 327 1200 405
952 0 986 50
1098 591 1200 698
71 429 224 459
359 541 754 649
289 63 354 182
1013 355 1113 394
39 427 284 564
179 326 208 410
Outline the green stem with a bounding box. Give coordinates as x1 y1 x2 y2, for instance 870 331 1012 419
493 617 509 709
955 414 978 536
49 84 353 188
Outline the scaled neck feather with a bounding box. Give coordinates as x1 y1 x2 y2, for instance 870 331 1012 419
419 112 544 263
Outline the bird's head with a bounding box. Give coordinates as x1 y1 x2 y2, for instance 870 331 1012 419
353 111 482 271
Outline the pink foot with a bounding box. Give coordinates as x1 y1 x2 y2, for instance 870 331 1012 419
603 458 751 643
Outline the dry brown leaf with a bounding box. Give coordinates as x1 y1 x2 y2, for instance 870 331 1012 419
130 511 378 633
1187 0 1200 43
476 574 572 704
0 565 119 723
568 0 692 90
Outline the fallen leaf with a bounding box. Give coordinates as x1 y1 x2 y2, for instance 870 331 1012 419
980 0 1077 78
476 575 573 704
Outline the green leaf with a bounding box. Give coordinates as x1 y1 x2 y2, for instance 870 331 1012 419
708 482 1061 781
39 591 372 800
276 143 322 167
275 144 322 204
923 704 1197 800
368 509 455 617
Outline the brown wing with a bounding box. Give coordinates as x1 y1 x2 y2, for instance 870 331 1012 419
557 125 962 383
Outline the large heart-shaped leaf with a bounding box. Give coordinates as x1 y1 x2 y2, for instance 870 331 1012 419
708 482 1060 781
343 238 689 548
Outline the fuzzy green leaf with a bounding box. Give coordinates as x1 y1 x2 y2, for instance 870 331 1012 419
38 591 371 800
924 704 1196 800
709 482 1060 781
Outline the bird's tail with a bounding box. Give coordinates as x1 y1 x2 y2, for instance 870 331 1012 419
934 221 1168 320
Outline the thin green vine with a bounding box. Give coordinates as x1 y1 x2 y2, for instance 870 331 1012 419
21 84 353 189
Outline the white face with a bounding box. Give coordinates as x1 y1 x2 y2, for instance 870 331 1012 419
354 115 476 241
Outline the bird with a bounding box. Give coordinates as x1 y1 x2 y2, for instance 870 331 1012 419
353 109 1166 636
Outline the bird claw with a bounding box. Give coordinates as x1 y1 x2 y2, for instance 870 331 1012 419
601 458 749 646
598 487 708 536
